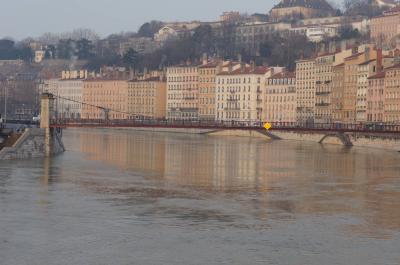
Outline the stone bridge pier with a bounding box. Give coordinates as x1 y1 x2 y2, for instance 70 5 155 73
0 93 64 160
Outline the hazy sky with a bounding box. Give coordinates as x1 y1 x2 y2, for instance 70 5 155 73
1 0 342 40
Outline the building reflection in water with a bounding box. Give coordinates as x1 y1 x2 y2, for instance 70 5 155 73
72 129 400 236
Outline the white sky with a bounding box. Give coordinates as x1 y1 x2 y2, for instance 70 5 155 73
1 0 342 40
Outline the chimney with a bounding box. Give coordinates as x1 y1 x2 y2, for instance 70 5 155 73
250 60 255 71
202 53 208 65
377 48 383 73
341 41 346 52
364 47 370 62
238 54 242 63
352 46 358 55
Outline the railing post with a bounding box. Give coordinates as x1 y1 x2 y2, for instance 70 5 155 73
40 93 55 157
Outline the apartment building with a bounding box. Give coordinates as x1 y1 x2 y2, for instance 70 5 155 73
264 71 296 123
384 64 400 123
128 76 167 120
216 65 282 124
331 63 345 123
357 59 378 122
56 79 84 119
315 53 335 124
198 61 220 121
296 58 316 125
342 50 377 123
166 65 199 120
82 79 128 120
41 77 84 120
367 73 386 123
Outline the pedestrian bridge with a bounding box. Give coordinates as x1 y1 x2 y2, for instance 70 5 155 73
46 120 400 151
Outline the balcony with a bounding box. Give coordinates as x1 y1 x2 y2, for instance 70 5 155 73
316 91 331 95
224 107 241 111
315 102 330 107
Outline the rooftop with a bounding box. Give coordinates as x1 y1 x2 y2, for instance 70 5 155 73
217 66 271 76
273 0 334 10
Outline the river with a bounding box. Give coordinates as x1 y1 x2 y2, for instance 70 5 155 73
1 129 400 265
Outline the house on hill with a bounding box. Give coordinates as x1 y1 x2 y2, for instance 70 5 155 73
270 0 335 21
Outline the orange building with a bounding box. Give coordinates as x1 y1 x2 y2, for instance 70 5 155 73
342 50 377 123
198 61 220 121
128 76 167 120
82 79 128 120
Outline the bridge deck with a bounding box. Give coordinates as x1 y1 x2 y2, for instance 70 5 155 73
48 121 400 135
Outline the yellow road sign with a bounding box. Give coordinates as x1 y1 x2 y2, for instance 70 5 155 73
264 122 272 130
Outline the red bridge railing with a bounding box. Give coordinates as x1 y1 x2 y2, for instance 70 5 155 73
50 119 400 134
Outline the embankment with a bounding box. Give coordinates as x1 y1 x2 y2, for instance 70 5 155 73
0 128 65 160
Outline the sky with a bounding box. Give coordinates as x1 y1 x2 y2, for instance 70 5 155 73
1 0 342 40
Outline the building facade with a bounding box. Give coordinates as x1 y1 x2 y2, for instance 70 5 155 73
198 62 220 121
315 53 335 124
82 80 128 120
166 65 199 120
265 71 296 123
367 73 386 123
384 64 400 123
216 66 281 124
127 76 167 120
370 7 400 45
296 58 316 125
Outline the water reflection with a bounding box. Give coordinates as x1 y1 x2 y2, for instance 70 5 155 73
62 129 400 237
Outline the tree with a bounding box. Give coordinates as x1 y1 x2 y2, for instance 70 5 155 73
0 39 33 61
123 48 139 69
75 38 95 60
57 39 75 59
138 21 163 37
338 25 361 39
343 0 388 17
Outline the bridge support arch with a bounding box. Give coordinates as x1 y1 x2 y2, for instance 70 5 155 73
319 133 353 147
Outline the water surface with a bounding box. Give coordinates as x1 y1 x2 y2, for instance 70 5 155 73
1 129 400 265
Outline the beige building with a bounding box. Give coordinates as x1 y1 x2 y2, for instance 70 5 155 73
370 7 400 45
216 66 282 124
198 61 220 121
296 58 316 125
357 59 378 122
41 77 84 120
367 72 386 123
166 65 199 120
315 53 335 124
384 64 400 123
265 71 296 123
331 63 345 123
82 80 128 120
127 76 167 120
